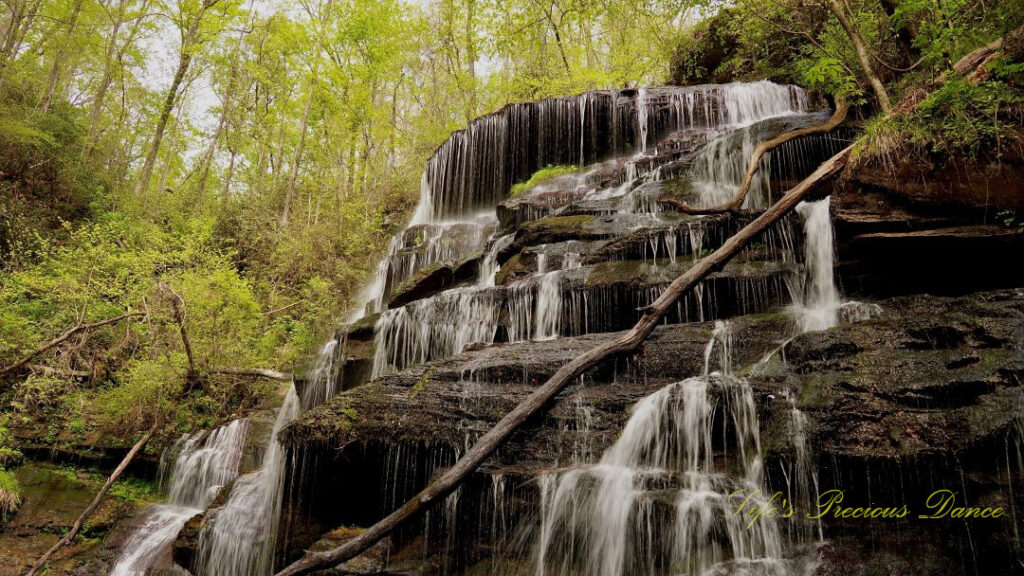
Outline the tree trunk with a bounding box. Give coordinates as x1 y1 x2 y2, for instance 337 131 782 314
40 0 84 113
25 423 159 576
281 79 314 226
0 312 145 379
133 17 200 195
660 97 849 214
85 0 152 160
464 0 477 123
823 0 891 113
210 367 293 380
0 0 29 88
876 0 919 61
273 145 854 576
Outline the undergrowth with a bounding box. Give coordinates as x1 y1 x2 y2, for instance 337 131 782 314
853 59 1024 169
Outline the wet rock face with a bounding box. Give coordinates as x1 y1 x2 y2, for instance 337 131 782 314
276 82 1024 575
282 290 1024 575
834 153 1024 296
279 314 795 567
755 289 1024 576
0 463 146 576
757 290 1024 459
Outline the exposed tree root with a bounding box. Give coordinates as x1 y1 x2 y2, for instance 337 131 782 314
659 97 848 215
273 145 854 576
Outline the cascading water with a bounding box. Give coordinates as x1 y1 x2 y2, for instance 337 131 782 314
363 82 819 379
192 388 301 576
533 250 583 341
789 196 882 333
533 322 808 576
269 81 860 575
113 342 339 576
111 420 249 576
790 197 840 332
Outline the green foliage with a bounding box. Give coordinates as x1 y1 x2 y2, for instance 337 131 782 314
0 468 21 519
996 210 1024 232
858 75 1023 163
0 415 21 520
108 475 159 504
798 57 862 101
896 0 1024 70
0 416 22 470
510 165 579 197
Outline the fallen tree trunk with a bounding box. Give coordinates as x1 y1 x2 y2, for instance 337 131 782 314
211 366 294 381
0 311 145 379
25 422 159 576
274 145 854 576
953 23 1024 85
26 364 91 379
659 97 848 215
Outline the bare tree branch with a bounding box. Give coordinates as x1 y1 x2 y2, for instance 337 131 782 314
210 367 293 381
25 422 160 576
0 312 145 379
159 282 197 383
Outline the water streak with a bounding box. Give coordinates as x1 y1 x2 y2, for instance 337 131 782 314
533 322 800 576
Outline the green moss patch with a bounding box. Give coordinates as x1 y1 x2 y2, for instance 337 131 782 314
510 165 579 197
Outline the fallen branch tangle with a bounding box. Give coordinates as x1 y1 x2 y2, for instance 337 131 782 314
658 97 849 215
274 145 855 576
0 311 145 379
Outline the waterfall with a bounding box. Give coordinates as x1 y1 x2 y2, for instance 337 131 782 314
300 339 338 409
637 87 649 153
360 82 815 377
479 233 515 287
347 82 810 327
790 197 840 332
790 197 882 332
372 286 503 377
277 81 860 574
533 322 804 576
534 250 582 340
111 420 249 576
193 388 301 576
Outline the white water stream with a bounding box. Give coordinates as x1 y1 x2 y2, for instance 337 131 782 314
110 420 249 576
192 388 301 576
533 322 808 576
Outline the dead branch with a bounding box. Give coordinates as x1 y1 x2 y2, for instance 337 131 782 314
0 312 145 379
659 97 849 215
159 282 197 382
210 366 293 381
25 422 160 576
27 364 91 379
953 38 1003 77
273 146 855 576
263 299 307 317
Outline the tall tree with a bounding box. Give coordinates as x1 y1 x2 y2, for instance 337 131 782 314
133 0 232 195
39 0 85 112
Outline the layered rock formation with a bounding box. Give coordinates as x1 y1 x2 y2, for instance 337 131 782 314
173 83 1024 576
